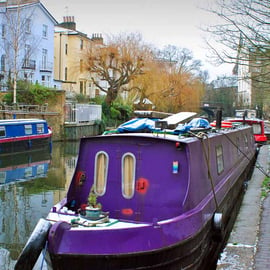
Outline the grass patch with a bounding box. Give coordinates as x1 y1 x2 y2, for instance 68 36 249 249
261 177 270 199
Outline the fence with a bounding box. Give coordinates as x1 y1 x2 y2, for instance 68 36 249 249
65 103 102 124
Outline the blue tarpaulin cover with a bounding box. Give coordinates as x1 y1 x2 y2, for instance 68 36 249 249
117 117 210 134
117 118 156 133
175 118 211 134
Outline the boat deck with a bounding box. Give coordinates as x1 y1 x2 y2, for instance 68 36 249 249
47 211 149 230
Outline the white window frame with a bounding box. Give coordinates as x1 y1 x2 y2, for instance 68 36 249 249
94 151 109 196
37 123 45 134
42 24 48 38
216 145 224 175
24 124 32 135
122 152 136 199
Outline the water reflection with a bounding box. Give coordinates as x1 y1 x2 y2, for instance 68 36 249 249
0 141 79 270
0 150 51 185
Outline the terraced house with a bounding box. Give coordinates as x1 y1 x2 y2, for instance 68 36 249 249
54 16 105 97
0 0 57 91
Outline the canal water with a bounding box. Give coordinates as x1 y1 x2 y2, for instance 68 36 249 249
0 141 80 270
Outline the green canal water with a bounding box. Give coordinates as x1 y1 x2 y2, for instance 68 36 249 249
0 141 80 270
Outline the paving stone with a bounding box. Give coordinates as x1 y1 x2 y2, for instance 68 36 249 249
217 145 270 270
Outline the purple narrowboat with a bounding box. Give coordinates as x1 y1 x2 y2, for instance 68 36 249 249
0 118 52 155
16 114 256 270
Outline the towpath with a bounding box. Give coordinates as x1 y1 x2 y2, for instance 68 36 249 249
216 144 270 270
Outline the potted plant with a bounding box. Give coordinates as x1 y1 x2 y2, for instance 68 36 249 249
85 185 102 219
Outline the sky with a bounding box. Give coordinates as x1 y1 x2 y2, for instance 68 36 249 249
41 0 234 80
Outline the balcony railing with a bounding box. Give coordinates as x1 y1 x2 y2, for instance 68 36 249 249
39 61 53 72
22 59 36 70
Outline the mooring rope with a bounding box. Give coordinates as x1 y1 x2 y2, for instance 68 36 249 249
221 131 270 178
188 131 220 211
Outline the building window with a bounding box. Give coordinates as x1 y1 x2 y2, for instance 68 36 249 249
65 44 68 55
79 81 86 94
94 151 108 196
80 81 83 94
80 39 83 50
216 145 224 174
122 153 136 199
42 24 48 38
80 59 83 72
42 49 48 69
25 44 31 59
1 24 5 38
65 67 68 81
25 18 31 33
1 54 5 72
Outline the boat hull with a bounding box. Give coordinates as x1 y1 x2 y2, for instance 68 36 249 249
0 135 52 154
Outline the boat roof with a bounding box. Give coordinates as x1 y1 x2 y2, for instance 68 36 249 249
163 112 197 126
0 119 47 125
96 126 248 144
227 117 264 123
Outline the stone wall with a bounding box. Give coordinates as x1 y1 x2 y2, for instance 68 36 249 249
64 121 102 140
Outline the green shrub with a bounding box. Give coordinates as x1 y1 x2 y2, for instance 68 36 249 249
3 81 56 105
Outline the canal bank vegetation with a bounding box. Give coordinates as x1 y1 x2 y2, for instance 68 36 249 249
1 80 57 106
90 95 133 128
261 176 270 199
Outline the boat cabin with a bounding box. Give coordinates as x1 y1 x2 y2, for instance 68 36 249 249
0 119 52 154
227 118 267 145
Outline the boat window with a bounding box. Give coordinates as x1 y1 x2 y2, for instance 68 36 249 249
216 145 224 174
37 123 45 134
94 151 108 196
244 134 248 149
236 137 241 155
0 171 6 184
122 153 136 199
252 124 262 135
0 126 5 137
24 167 33 178
24 124 32 135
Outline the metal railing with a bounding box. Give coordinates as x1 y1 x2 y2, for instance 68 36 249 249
65 103 102 124
22 59 36 70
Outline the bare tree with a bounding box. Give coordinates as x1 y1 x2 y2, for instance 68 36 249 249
157 45 202 76
205 0 270 85
0 0 40 103
85 33 148 106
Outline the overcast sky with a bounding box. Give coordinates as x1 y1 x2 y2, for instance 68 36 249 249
41 0 233 80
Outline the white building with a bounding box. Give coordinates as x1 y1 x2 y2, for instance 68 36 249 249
236 57 252 106
0 0 57 90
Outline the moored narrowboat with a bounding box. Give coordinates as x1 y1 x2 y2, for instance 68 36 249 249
227 118 267 145
16 114 256 270
0 119 52 155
